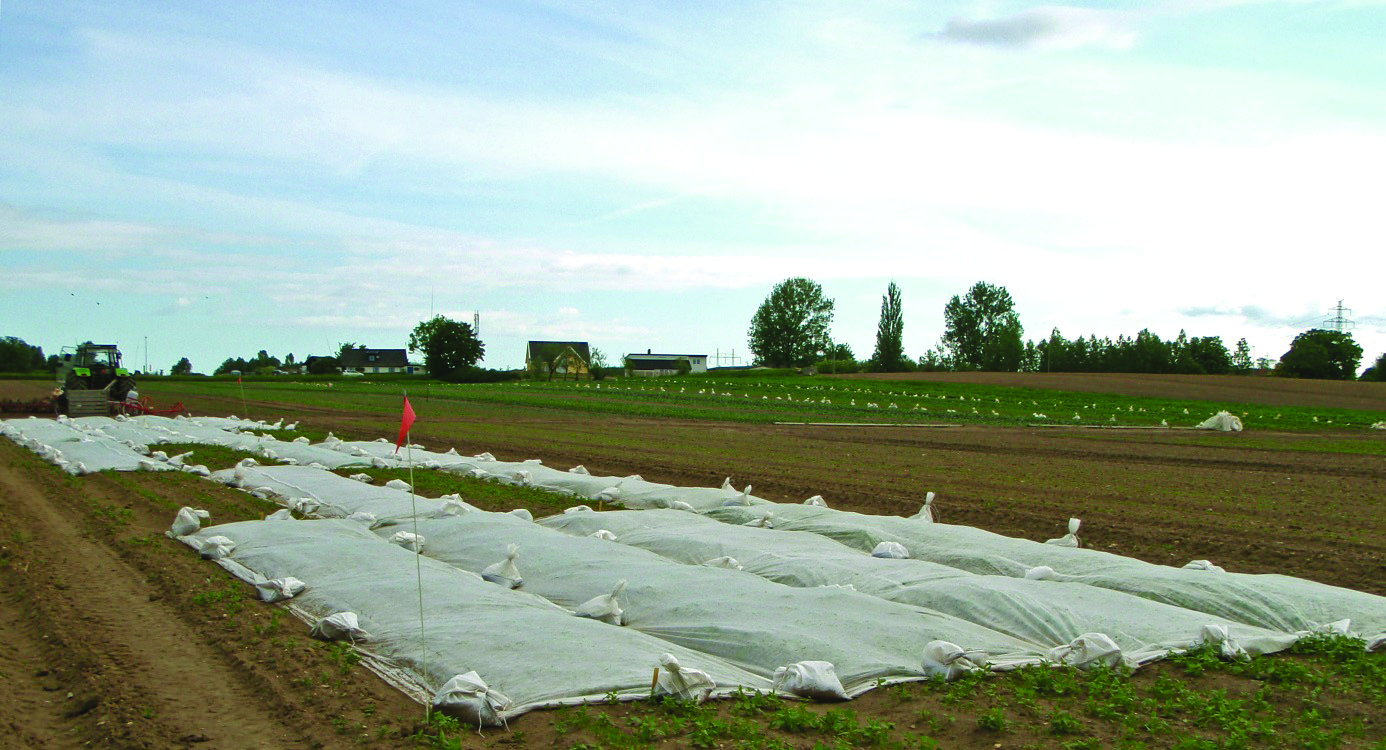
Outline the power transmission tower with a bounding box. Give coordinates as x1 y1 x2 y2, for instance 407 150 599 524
1322 300 1354 333
473 310 481 336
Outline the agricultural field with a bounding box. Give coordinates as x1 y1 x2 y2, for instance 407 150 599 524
0 372 1383 749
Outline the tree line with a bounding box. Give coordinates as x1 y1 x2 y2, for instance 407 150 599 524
745 278 1384 381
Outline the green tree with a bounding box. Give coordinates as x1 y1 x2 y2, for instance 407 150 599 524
306 355 340 375
589 347 609 381
747 277 835 367
942 282 1024 371
409 315 485 380
1232 338 1253 373
1360 352 1386 382
0 337 45 373
1276 329 1362 380
871 281 907 372
171 357 193 375
336 342 363 359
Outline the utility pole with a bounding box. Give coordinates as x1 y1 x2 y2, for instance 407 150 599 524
1322 300 1354 333
473 310 480 336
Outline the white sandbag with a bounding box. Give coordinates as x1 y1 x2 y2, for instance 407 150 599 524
772 661 849 701
346 511 378 525
255 577 306 602
590 530 619 541
569 465 590 475
803 495 827 507
389 531 425 553
198 535 237 559
669 501 696 512
1183 560 1226 573
509 508 534 522
1045 518 1082 547
385 479 412 491
433 671 511 729
701 556 744 570
909 493 939 523
265 509 295 521
575 580 628 625
721 485 754 507
744 512 774 529
654 654 715 702
349 473 374 483
482 544 523 588
1197 411 1243 432
310 611 370 641
872 541 910 559
167 507 210 537
921 640 986 679
1194 624 1247 659
564 505 594 514
1048 633 1127 669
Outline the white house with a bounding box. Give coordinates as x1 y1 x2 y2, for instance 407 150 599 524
625 350 709 377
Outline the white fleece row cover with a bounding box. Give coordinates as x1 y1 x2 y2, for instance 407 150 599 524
209 462 480 522
1 416 178 475
178 518 773 722
702 504 1386 650
540 509 1298 664
1 415 371 473
322 439 770 511
381 510 1048 693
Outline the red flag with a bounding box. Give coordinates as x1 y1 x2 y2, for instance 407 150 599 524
237 376 241 384
395 396 416 453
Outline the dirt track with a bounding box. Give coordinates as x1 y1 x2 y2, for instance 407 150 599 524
0 444 424 749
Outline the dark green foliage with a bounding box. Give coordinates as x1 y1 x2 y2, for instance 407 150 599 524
214 349 284 375
1356 351 1385 382
0 336 46 373
942 281 1024 371
306 355 339 374
409 315 485 380
171 357 193 375
747 277 835 367
1277 329 1363 380
872 281 907 372
1037 328 1236 375
1233 337 1254 373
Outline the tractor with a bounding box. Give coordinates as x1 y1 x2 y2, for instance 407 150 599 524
55 343 136 416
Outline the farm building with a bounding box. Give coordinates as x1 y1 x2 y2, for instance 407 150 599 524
625 350 708 377
526 341 591 380
338 348 427 375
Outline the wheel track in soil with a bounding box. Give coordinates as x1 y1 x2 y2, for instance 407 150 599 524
0 452 330 749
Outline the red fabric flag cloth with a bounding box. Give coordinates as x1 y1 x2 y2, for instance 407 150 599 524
395 396 416 453
237 376 241 384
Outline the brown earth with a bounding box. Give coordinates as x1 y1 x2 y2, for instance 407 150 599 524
2 374 1384 748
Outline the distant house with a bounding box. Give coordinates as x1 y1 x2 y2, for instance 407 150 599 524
625 350 708 377
525 341 591 380
338 348 428 375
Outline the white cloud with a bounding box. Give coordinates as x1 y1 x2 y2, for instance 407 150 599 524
935 7 1138 51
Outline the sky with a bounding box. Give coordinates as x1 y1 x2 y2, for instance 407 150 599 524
2 1 1384 374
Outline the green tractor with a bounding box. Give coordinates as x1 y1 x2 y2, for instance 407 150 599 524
55 344 136 417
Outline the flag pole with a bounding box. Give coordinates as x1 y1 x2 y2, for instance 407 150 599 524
400 390 428 720
237 376 249 420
